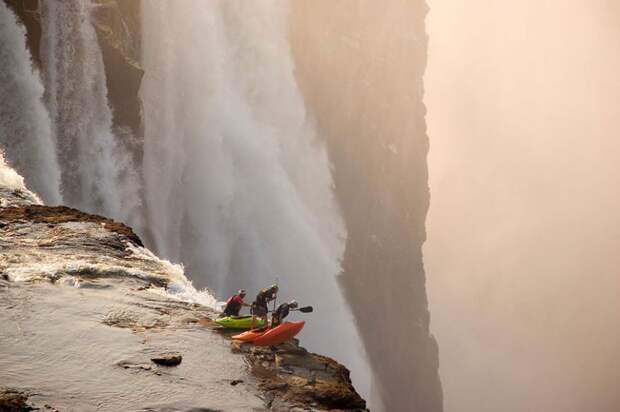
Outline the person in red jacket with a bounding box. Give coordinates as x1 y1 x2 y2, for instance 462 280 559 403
221 289 250 317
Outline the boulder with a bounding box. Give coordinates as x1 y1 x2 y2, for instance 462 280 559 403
0 388 31 412
240 339 367 411
150 353 182 367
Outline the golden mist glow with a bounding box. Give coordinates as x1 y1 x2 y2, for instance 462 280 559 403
425 1 620 411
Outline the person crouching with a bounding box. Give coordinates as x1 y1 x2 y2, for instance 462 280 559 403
271 300 298 327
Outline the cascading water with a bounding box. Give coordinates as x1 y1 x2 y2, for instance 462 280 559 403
0 2 62 204
141 0 370 395
39 0 142 227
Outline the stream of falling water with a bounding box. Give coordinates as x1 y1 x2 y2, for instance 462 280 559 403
39 0 142 226
0 2 62 204
141 0 370 396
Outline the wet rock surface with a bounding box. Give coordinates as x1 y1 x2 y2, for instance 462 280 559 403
0 188 41 208
230 340 367 412
151 353 183 367
0 388 31 412
0 176 367 411
0 388 58 412
0 204 144 246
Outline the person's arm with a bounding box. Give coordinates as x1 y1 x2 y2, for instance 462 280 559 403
234 296 251 308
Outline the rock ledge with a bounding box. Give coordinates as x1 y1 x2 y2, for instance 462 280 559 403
232 339 368 412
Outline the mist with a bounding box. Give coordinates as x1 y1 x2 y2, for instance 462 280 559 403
288 2 441 410
425 1 620 411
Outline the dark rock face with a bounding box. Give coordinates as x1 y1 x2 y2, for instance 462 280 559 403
91 0 144 142
4 0 41 66
289 1 443 411
151 353 183 367
231 339 367 412
0 388 31 412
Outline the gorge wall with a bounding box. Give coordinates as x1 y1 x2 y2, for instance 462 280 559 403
289 2 443 411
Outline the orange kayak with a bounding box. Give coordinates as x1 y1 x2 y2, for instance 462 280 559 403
232 327 268 342
253 321 305 347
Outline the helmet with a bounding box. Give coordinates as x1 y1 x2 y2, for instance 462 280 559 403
289 300 298 308
271 284 279 291
238 289 246 296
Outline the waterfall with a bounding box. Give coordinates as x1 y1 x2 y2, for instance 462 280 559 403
141 0 345 291
0 2 62 204
39 0 141 226
141 0 369 391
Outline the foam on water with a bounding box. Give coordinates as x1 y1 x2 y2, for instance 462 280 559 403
0 152 42 205
3 242 217 309
126 243 218 308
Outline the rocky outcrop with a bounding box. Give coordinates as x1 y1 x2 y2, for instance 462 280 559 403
231 339 367 412
150 353 183 367
0 204 143 246
289 1 443 411
0 388 31 412
0 388 58 412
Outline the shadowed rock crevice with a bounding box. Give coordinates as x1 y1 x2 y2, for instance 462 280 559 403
91 0 144 143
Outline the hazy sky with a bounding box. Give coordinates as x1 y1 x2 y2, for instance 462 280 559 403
425 1 620 411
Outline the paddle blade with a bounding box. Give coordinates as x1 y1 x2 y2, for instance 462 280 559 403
298 306 313 313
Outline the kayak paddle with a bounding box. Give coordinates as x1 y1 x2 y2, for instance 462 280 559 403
267 305 313 313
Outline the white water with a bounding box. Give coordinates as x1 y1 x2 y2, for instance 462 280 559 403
0 151 42 205
3 236 216 309
141 0 345 298
39 0 142 227
0 150 215 310
141 0 369 393
0 3 62 204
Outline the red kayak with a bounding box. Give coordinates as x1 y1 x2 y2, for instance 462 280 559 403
232 327 268 342
253 321 305 346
